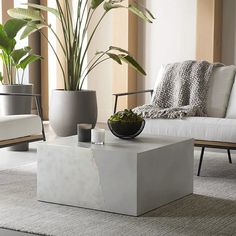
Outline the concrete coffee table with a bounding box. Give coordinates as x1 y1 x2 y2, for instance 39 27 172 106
37 132 193 216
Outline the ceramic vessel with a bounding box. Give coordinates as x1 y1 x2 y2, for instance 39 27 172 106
50 90 97 137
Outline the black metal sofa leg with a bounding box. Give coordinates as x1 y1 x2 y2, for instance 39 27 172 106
197 147 205 176
227 149 232 164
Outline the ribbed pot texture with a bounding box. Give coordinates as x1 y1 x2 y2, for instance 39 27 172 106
49 90 97 137
0 84 33 151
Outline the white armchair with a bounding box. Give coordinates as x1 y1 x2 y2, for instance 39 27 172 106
0 93 45 148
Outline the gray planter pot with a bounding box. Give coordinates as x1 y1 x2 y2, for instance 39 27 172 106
0 84 33 151
49 90 97 137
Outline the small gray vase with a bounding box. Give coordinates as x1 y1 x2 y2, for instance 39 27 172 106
49 90 97 137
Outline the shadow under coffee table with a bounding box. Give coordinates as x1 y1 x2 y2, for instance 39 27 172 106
37 132 193 216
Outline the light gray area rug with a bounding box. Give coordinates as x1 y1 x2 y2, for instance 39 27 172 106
0 152 236 236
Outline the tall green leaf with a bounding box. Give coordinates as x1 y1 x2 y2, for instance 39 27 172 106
128 4 153 23
133 1 156 20
91 0 105 9
97 47 146 75
119 54 146 75
24 3 60 18
104 2 124 11
11 47 31 64
7 8 44 21
17 54 42 70
0 25 16 54
107 53 122 64
4 19 28 39
96 51 122 65
143 7 155 20
21 22 46 39
109 46 129 54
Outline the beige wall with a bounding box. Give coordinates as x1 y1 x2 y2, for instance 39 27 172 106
137 0 197 104
87 8 113 123
196 0 222 63
112 1 138 112
221 0 236 65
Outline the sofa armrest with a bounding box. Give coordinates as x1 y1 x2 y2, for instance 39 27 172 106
0 92 41 97
113 89 153 113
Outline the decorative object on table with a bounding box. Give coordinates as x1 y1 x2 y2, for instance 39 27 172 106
108 109 145 139
77 124 93 142
8 0 155 137
91 129 105 145
0 18 42 150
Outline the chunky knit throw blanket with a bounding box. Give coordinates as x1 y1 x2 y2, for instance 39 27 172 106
133 60 221 119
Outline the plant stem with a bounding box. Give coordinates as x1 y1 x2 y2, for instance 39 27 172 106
80 0 89 23
65 0 74 89
21 69 25 84
16 69 20 84
65 0 73 34
48 24 67 56
40 30 67 90
73 1 82 72
10 60 13 84
56 0 70 58
6 55 12 84
72 0 86 89
5 63 10 84
74 1 81 38
56 0 68 35
79 58 110 90
80 49 110 78
80 54 97 77
77 7 92 60
75 7 92 79
79 11 107 82
2 53 10 84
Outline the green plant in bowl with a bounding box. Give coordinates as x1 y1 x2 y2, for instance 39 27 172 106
108 109 145 139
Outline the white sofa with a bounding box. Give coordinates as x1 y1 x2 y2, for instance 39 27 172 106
113 65 236 175
143 65 236 142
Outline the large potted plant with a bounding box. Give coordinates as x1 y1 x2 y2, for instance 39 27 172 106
0 19 41 150
8 0 154 137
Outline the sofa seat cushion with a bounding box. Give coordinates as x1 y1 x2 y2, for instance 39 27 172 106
0 115 42 141
143 117 236 143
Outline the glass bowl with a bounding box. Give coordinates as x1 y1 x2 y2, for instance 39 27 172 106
107 120 145 139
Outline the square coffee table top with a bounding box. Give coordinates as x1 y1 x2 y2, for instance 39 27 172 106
40 132 193 154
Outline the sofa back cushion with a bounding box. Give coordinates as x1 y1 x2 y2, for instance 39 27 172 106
206 65 236 118
225 74 236 118
152 64 236 118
